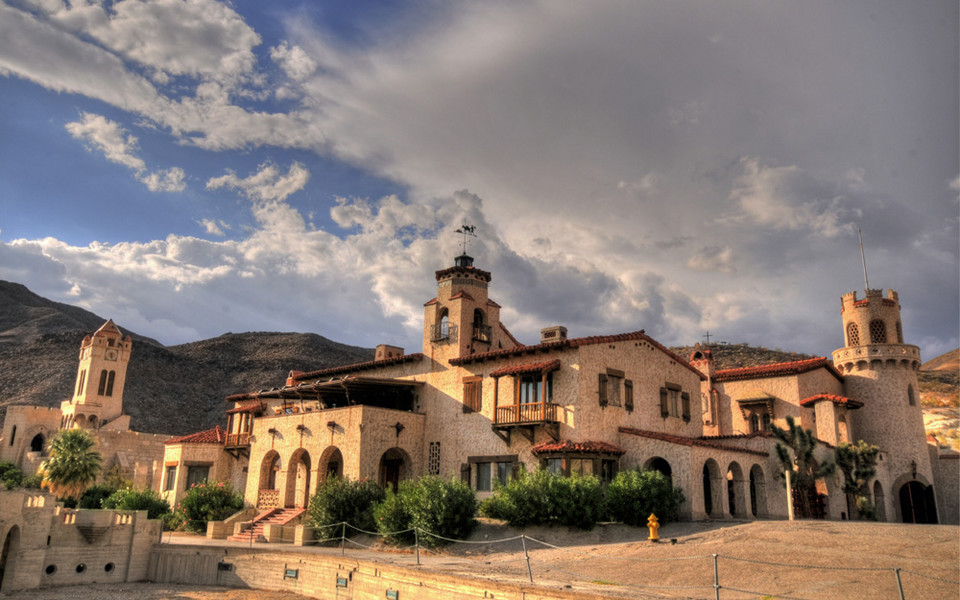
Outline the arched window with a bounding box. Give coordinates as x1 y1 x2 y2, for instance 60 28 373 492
97 370 108 395
30 434 44 453
869 320 887 344
105 371 116 397
907 385 916 406
472 309 490 342
896 321 903 343
846 322 860 346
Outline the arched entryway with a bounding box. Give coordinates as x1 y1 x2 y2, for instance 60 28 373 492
319 446 343 483
258 451 282 509
899 481 938 524
29 434 44 453
0 526 20 593
702 459 722 517
285 449 312 509
379 448 411 492
644 457 672 484
726 461 746 518
873 481 886 522
749 464 767 518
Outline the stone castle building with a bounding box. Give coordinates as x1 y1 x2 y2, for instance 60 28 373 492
159 253 957 528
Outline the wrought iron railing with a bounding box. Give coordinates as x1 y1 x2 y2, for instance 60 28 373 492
495 402 558 425
430 322 458 343
257 489 281 509
472 324 492 343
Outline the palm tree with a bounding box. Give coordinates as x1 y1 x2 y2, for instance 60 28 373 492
770 416 835 518
38 429 102 500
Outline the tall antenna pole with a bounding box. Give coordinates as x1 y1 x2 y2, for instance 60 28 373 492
858 227 870 291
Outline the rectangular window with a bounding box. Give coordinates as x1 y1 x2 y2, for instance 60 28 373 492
661 383 682 418
545 458 562 474
598 373 608 407
475 462 491 492
185 465 210 488
463 377 482 413
428 442 441 475
164 465 177 491
496 461 512 486
601 459 618 483
569 458 595 476
681 392 691 422
516 373 552 404
624 379 634 412
606 369 624 407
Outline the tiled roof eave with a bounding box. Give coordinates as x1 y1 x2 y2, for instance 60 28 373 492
714 357 843 384
619 427 769 457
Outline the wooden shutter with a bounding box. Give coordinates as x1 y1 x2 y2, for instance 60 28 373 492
624 380 634 412
660 387 669 417
463 378 482 413
681 392 691 422
598 373 608 407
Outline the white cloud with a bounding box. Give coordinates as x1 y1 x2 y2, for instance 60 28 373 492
270 42 317 82
140 167 186 192
206 162 311 203
687 246 735 273
199 219 228 237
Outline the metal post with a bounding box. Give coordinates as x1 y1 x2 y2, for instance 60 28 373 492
522 535 534 583
785 469 795 521
415 528 421 566
894 568 905 600
713 554 720 600
340 522 346 556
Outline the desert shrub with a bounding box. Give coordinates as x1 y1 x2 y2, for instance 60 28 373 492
103 488 171 519
20 473 43 489
161 511 185 531
480 469 603 529
306 477 385 540
176 481 243 533
604 469 684 526
375 476 477 548
78 484 118 509
0 462 23 489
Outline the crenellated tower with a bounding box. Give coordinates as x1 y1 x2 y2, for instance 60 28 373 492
832 289 935 521
61 320 132 430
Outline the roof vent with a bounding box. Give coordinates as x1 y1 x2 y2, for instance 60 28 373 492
540 326 568 344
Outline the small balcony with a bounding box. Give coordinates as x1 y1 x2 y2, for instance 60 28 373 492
225 432 250 449
493 402 560 444
430 322 458 343
472 324 492 343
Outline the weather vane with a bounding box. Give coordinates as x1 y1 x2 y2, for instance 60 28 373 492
455 224 476 255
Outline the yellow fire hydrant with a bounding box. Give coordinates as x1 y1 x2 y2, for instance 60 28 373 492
647 513 660 543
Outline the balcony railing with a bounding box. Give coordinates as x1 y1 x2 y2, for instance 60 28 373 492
225 432 250 448
257 489 281 509
495 402 559 425
472 324 492 343
430 322 458 343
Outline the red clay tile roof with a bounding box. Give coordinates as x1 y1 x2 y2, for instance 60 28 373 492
165 425 225 445
450 330 706 380
226 403 264 414
424 297 438 306
286 353 425 385
449 291 475 301
619 427 769 457
489 359 561 378
531 440 626 456
799 394 863 409
487 299 502 308
713 357 843 383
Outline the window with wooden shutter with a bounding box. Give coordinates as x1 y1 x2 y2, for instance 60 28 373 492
659 387 669 417
624 379 634 412
598 373 608 407
463 377 482 413
681 392 691 422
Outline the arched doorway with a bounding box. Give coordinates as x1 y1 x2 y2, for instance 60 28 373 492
726 462 746 518
29 434 44 453
285 449 312 509
644 457 672 484
749 464 766 518
873 481 886 522
0 526 20 593
379 448 410 492
899 481 938 524
258 451 282 509
319 446 343 483
702 459 722 517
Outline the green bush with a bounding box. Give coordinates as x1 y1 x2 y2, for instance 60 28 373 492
78 484 118 509
604 469 684 526
161 511 185 532
20 473 43 489
306 477 385 540
0 462 23 489
375 476 477 548
103 487 171 519
480 469 603 529
176 481 243 533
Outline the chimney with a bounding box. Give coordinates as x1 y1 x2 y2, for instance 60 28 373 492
540 326 568 344
375 344 404 361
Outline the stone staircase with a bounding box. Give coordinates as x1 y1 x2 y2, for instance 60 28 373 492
226 507 305 543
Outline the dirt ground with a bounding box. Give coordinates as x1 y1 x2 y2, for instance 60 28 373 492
7 519 959 600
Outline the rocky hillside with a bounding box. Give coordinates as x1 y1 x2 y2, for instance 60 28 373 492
0 280 373 435
669 343 816 370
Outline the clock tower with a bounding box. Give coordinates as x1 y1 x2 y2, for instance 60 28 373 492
61 320 132 430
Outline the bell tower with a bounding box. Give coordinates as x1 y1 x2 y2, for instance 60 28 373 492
61 320 132 430
832 289 935 521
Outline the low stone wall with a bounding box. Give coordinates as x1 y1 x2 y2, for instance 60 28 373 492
149 544 605 600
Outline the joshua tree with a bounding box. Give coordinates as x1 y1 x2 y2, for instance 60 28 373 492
836 440 880 520
38 429 102 500
770 416 835 518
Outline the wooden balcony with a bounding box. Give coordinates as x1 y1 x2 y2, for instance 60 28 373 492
224 432 251 458
492 402 559 444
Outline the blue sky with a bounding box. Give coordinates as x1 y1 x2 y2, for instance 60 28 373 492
0 0 957 361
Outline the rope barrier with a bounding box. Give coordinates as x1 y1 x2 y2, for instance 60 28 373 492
720 554 893 572
720 585 811 600
898 569 960 585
